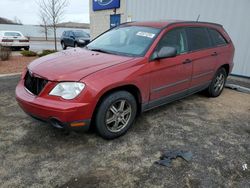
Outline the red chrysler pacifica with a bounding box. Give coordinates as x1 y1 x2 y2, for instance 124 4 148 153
16 20 235 139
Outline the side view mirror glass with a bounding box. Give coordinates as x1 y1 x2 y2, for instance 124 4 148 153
152 46 177 60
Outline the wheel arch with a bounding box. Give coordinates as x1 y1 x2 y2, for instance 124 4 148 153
92 84 143 124
219 64 230 76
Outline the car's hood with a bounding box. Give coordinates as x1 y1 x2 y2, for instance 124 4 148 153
28 48 134 81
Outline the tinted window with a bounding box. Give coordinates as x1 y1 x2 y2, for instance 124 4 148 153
63 31 69 37
69 31 74 37
186 27 211 51
156 28 187 54
208 28 227 46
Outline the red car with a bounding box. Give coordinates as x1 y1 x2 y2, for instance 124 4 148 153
16 20 235 139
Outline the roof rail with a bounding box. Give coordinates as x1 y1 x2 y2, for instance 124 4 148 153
168 21 223 27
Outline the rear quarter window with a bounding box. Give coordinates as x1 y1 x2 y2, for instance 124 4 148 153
208 28 228 46
186 27 212 51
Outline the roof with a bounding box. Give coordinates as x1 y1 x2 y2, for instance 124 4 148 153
125 20 222 29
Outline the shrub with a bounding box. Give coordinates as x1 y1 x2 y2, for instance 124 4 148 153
0 45 11 61
20 50 37 57
38 49 57 57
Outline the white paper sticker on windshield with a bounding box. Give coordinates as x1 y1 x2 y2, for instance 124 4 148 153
136 31 155 38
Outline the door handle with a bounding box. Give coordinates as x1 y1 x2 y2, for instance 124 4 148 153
211 52 218 56
182 59 192 64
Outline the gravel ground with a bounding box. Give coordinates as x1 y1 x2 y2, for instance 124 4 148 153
0 75 249 188
0 56 37 74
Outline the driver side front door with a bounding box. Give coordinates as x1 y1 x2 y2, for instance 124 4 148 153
148 28 192 107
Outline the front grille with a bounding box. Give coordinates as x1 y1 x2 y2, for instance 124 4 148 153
24 71 48 95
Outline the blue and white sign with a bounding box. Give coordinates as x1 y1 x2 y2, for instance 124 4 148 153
93 0 120 11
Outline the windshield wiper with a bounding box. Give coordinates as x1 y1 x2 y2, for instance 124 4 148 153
88 48 112 54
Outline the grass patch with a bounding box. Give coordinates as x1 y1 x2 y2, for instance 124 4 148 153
38 50 57 57
20 50 37 57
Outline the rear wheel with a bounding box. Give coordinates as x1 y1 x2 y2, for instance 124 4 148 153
24 46 29 51
61 41 67 50
95 91 137 139
207 68 227 97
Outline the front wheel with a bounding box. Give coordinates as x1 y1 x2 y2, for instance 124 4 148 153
207 68 227 97
95 91 137 139
24 46 29 51
61 41 67 50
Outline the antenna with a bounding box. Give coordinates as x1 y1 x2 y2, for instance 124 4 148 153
196 14 200 22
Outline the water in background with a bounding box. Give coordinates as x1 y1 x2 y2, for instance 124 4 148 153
0 24 90 39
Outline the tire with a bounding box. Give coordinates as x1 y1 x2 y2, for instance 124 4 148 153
95 91 137 139
74 42 78 48
61 41 67 50
207 68 227 97
24 46 29 51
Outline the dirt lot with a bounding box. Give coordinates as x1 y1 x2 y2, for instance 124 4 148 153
0 56 37 74
0 75 249 188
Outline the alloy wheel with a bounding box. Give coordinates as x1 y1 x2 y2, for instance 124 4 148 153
105 100 132 133
214 73 225 93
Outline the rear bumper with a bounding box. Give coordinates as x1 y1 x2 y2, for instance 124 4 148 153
0 42 29 47
15 80 91 131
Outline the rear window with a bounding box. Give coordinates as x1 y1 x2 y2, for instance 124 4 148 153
4 32 22 37
208 28 227 46
186 27 211 51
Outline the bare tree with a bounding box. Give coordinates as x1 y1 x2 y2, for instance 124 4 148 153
39 12 49 41
38 0 68 51
13 16 22 25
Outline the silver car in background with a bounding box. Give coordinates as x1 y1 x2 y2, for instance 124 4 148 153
0 31 30 50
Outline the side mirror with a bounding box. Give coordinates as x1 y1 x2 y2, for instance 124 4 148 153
70 35 75 39
152 46 177 60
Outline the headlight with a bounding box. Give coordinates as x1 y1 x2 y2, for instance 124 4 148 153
78 39 85 43
49 82 85 100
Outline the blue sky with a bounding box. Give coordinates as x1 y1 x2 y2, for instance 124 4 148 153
0 0 90 24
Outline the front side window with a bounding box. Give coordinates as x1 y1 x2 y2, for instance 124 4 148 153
208 28 227 46
155 28 188 55
87 26 160 56
186 27 211 51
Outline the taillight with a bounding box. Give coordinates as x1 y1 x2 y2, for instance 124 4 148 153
20 40 29 42
2 39 13 42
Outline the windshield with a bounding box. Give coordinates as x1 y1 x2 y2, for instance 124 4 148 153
74 31 89 38
87 26 160 56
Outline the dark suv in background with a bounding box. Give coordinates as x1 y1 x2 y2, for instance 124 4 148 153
61 30 90 50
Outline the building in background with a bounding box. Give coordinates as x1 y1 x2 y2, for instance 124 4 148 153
90 0 250 77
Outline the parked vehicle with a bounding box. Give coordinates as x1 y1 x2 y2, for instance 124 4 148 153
0 31 29 50
16 21 234 139
60 30 90 50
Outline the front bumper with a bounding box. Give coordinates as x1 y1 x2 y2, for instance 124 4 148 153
15 80 91 131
